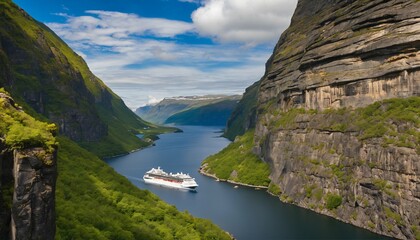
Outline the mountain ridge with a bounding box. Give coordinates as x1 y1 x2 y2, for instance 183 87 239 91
0 0 172 157
136 95 241 126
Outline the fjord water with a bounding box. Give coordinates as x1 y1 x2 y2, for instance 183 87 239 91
106 126 389 240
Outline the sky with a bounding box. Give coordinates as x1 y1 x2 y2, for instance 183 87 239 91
13 0 298 109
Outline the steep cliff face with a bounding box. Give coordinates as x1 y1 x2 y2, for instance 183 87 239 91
0 2 106 142
0 92 57 240
253 0 420 239
259 0 420 111
223 82 259 140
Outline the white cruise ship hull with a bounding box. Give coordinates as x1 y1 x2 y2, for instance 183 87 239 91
143 177 198 191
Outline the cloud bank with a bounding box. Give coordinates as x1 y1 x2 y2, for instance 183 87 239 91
192 0 297 45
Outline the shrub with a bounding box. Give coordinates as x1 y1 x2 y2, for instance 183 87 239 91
268 183 281 196
325 193 342 210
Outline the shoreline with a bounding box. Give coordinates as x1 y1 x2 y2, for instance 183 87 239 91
199 167 394 239
199 167 269 190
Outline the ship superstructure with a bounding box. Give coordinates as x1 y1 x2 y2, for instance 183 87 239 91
143 167 198 191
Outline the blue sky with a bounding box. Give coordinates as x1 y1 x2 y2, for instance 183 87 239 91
13 0 297 109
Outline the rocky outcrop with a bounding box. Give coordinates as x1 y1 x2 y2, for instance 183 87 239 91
11 148 57 240
259 0 420 111
255 104 419 239
0 92 57 240
0 147 57 240
253 0 420 239
0 13 107 142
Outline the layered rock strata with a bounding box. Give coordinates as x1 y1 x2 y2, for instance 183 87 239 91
254 0 420 239
259 0 420 111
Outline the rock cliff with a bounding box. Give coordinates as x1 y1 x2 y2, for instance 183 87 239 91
0 92 57 240
252 0 420 239
259 0 420 110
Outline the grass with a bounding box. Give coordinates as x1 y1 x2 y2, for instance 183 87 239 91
202 130 271 187
268 183 282 196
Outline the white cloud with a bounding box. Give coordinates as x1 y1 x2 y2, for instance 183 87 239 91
45 7 293 109
95 54 269 109
147 96 163 106
178 0 201 3
48 10 194 47
192 0 297 45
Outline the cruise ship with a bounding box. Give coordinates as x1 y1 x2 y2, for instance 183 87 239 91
143 167 198 191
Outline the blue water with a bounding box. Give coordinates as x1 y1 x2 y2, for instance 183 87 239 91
105 126 391 240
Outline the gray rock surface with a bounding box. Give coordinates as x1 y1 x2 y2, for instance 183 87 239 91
253 0 420 239
259 0 420 111
11 148 56 240
0 93 57 240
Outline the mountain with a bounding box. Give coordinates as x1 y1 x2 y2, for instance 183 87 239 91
223 82 259 140
0 0 174 158
0 1 230 239
203 0 420 239
136 95 241 126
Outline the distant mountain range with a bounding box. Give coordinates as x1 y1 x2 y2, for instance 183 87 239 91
136 95 241 126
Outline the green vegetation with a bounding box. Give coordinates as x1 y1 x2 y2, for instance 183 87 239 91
268 183 282 196
1 2 231 238
305 185 317 198
265 97 419 153
0 89 224 239
137 95 241 125
79 98 176 158
0 92 57 156
325 193 342 210
224 82 259 140
274 108 307 128
355 98 419 149
56 137 231 240
383 206 403 226
411 225 420 240
202 130 271 187
367 221 375 229
0 0 174 158
165 100 238 126
313 188 323 201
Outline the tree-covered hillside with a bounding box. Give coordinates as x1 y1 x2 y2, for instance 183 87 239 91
0 1 232 239
0 0 173 158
